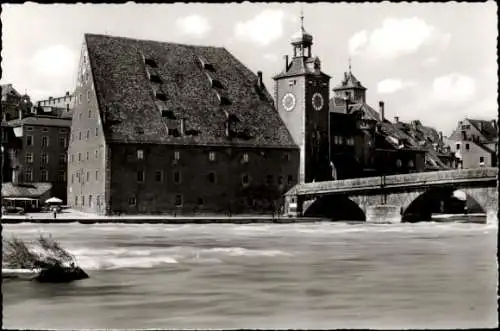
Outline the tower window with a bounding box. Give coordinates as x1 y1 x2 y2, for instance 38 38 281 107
456 143 460 150
175 194 183 207
174 151 180 161
208 172 216 184
155 170 163 182
209 151 216 161
137 170 145 183
137 149 144 160
242 174 250 186
129 196 137 207
242 152 249 163
173 171 181 184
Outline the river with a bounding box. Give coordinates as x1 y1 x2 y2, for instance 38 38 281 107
2 220 497 329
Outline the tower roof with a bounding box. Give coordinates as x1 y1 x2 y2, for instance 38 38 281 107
291 11 313 44
333 70 366 90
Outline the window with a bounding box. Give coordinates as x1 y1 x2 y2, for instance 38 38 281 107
86 151 89 160
25 126 33 131
137 170 145 183
95 170 99 181
242 174 249 186
79 113 82 121
456 143 460 150
82 195 85 207
86 130 90 140
24 169 33 182
334 136 343 145
59 136 67 148
41 136 49 147
278 176 284 185
58 171 66 183
465 143 470 150
86 171 90 182
78 152 82 161
242 152 249 163
96 195 101 207
396 159 402 168
346 137 355 146
42 127 49 132
71 154 74 163
175 194 183 207
79 93 82 105
71 173 74 184
129 196 137 207
283 153 291 161
209 151 216 161
41 153 48 165
77 172 81 183
266 175 273 185
26 135 33 146
174 151 180 161
144 58 158 67
79 131 82 140
197 198 204 206
154 170 163 182
137 149 144 160
287 175 293 185
408 160 415 168
41 170 49 182
173 171 181 184
87 91 91 103
25 152 33 164
88 195 93 208
75 196 79 206
59 128 68 134
95 127 99 136
480 156 485 163
208 172 216 184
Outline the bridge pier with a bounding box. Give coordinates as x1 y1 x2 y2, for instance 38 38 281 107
365 205 402 224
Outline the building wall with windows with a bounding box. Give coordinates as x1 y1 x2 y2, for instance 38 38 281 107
2 116 71 201
98 144 298 215
36 91 74 116
446 138 496 169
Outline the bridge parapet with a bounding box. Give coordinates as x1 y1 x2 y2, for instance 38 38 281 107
286 167 498 196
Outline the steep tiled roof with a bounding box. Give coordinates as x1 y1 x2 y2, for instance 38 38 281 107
85 34 297 149
468 119 498 141
2 182 52 198
333 71 366 90
6 115 71 128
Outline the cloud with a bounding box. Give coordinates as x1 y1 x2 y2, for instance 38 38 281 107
30 45 77 77
234 10 285 46
377 79 416 94
263 53 279 62
421 57 438 67
432 73 476 103
176 14 211 38
349 17 438 59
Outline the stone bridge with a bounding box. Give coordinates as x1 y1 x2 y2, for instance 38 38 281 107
284 167 498 224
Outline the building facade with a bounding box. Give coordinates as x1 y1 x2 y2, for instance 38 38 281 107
1 84 33 121
1 115 71 201
445 118 498 168
67 33 300 215
35 91 74 118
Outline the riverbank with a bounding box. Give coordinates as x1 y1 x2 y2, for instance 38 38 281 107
1 209 325 224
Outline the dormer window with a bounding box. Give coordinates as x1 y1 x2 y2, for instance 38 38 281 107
155 91 167 101
144 57 158 68
198 55 214 71
216 92 231 105
161 110 175 119
149 73 162 83
206 73 224 89
135 126 144 134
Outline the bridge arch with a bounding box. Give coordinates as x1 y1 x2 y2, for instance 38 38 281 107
303 195 365 221
402 186 496 222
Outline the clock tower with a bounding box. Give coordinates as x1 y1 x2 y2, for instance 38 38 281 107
273 14 331 183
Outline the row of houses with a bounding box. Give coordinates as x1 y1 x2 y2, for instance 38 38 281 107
1 21 497 215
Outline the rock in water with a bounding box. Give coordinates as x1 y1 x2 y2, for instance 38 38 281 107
34 265 89 283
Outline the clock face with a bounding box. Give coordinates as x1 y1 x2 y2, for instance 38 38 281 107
282 93 296 112
312 93 324 111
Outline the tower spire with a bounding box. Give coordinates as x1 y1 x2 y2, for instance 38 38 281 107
348 56 352 73
300 8 304 30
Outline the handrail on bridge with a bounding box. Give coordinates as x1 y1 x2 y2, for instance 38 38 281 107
286 167 498 196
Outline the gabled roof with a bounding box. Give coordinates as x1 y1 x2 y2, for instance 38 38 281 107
467 119 498 141
1 84 21 98
85 34 297 149
329 97 380 121
2 182 52 198
6 115 71 128
333 71 366 90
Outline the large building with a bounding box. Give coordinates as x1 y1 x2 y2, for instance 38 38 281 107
35 91 75 118
1 84 33 121
445 118 498 168
1 114 71 202
67 33 299 215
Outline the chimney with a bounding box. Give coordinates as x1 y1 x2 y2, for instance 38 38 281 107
394 116 399 123
379 101 385 122
257 71 263 89
284 55 289 71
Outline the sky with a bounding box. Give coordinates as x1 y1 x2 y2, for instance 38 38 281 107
1 2 497 135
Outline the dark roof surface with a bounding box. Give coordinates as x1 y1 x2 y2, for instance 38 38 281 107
329 97 380 121
468 119 498 141
6 116 71 128
333 71 366 90
85 34 297 148
2 182 52 198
